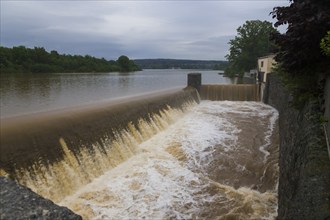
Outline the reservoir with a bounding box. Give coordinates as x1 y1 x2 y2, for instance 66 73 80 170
0 69 231 117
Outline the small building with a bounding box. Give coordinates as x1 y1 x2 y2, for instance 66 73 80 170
257 54 276 83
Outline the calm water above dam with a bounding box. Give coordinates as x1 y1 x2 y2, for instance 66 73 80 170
0 69 231 117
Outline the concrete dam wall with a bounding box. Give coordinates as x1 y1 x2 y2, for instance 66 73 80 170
1 80 275 219
0 88 200 202
0 83 259 193
200 84 260 101
187 72 260 101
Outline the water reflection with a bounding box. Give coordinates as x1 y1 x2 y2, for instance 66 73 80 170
118 72 134 89
1 70 233 117
1 73 61 110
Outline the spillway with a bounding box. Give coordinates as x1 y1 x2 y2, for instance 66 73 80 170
200 84 260 101
0 86 279 219
0 88 199 201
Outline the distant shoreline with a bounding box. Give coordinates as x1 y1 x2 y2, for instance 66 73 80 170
133 58 228 70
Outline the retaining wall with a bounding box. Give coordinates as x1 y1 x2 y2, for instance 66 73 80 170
264 74 330 219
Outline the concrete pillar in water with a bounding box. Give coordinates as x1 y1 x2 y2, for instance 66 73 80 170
187 73 201 92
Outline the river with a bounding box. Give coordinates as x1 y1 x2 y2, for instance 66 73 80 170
0 69 231 117
0 70 279 219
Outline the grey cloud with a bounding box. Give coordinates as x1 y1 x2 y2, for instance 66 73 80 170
1 1 289 60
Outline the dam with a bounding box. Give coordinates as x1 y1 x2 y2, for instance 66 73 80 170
0 74 279 219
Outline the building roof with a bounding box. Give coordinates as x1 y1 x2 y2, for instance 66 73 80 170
258 54 276 60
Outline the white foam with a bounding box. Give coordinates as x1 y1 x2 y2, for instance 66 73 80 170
166 101 241 171
60 101 279 219
200 101 279 161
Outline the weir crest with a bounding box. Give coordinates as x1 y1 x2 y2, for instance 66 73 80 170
14 104 194 202
0 88 199 202
1 84 279 219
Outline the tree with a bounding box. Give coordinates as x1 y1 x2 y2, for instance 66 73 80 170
0 46 141 74
320 31 330 57
271 0 330 107
117 55 130 72
225 20 277 77
116 55 141 72
271 0 330 75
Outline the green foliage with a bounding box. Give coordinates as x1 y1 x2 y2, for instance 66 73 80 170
0 46 140 74
319 115 328 124
117 55 130 72
271 0 330 108
213 62 229 70
271 0 330 76
320 31 330 56
274 65 322 109
116 55 140 72
225 20 277 77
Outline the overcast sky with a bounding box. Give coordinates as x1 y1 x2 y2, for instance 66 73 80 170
0 0 289 61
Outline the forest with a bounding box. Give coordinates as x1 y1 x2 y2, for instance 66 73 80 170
0 46 229 74
134 58 228 70
0 46 141 73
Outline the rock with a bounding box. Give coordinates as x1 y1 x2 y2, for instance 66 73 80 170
0 177 82 220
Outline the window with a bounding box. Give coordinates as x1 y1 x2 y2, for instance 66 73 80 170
260 61 264 68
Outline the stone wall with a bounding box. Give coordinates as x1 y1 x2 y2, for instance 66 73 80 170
0 177 82 220
264 74 330 220
324 77 330 148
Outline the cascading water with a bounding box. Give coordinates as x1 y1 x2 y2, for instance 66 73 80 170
200 84 260 101
0 89 199 202
0 87 279 219
58 100 279 219
9 104 193 203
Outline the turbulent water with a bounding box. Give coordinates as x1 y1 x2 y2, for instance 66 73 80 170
57 101 279 220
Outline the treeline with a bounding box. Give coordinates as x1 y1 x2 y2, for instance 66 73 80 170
0 46 141 73
133 59 228 70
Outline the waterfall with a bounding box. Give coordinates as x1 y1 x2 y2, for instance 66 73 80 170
200 84 260 101
0 85 280 220
0 88 199 202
